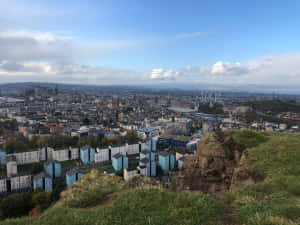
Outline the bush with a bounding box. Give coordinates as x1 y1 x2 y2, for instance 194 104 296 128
32 191 52 211
233 130 268 149
0 193 32 219
115 170 123 177
156 165 163 176
51 180 65 201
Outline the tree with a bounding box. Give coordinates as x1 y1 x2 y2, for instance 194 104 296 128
32 191 52 211
0 193 32 219
51 180 65 201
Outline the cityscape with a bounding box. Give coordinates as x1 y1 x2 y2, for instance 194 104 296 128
0 83 299 224
1 1 300 224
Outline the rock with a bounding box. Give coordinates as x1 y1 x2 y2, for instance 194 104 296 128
175 132 255 195
230 167 255 189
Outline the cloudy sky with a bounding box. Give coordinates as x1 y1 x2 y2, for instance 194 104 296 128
1 0 300 93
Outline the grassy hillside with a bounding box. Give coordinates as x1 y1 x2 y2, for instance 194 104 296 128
1 172 225 225
225 132 300 225
1 131 300 225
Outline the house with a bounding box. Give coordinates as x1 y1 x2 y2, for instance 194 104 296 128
123 168 137 181
44 160 62 178
139 157 156 177
33 172 52 191
71 126 89 137
10 175 32 192
279 123 287 130
140 150 149 160
178 156 185 169
137 128 160 139
112 153 128 171
139 150 155 161
186 138 200 153
158 151 175 171
80 146 95 164
6 159 18 177
147 138 157 151
158 135 190 148
66 168 83 188
137 166 147 176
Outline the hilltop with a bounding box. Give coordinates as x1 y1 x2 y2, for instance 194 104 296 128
1 131 300 225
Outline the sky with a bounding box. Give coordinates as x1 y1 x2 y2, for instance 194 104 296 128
1 0 300 93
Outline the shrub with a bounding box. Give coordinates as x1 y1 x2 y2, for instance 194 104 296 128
32 191 52 211
0 192 32 219
51 180 65 201
233 130 269 149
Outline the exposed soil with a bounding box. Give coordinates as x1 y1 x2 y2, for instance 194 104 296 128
87 193 118 210
29 205 41 218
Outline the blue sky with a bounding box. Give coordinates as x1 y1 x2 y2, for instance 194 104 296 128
1 0 300 92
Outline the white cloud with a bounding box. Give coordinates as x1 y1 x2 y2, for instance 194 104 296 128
1 29 300 92
0 30 143 63
149 69 179 80
147 53 300 89
210 61 250 75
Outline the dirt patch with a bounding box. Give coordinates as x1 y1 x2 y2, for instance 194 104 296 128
29 205 41 218
88 193 118 210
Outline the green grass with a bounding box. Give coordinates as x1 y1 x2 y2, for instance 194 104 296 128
225 132 300 224
247 133 300 177
95 165 114 173
60 160 77 169
0 188 224 225
0 171 224 225
232 129 269 149
80 165 115 175
60 170 120 208
18 162 44 175
1 131 300 225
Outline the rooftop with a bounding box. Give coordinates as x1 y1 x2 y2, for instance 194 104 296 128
112 153 123 159
140 157 150 164
34 171 51 180
159 151 169 157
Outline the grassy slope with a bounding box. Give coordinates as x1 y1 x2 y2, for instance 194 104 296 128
1 172 224 225
225 132 300 225
4 190 223 225
1 131 300 225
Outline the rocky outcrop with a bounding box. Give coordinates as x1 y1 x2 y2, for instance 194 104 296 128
176 132 256 194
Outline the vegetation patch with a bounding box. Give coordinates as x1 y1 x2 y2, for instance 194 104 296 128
225 132 300 224
0 191 52 220
58 170 121 208
60 160 77 170
0 187 225 225
1 131 300 225
232 129 269 149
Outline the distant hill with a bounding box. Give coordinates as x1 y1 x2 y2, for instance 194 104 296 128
1 131 300 225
